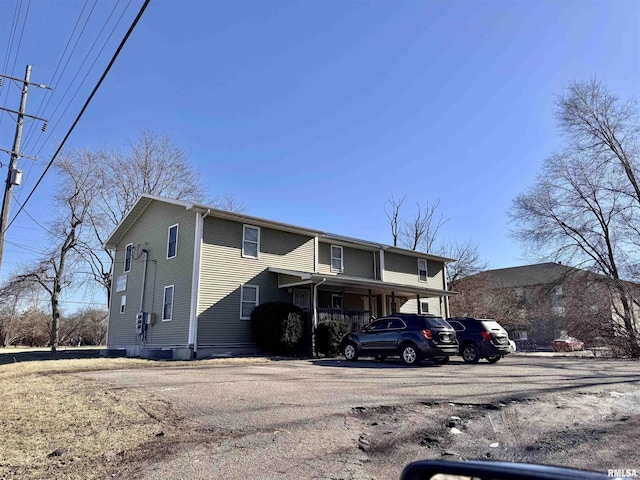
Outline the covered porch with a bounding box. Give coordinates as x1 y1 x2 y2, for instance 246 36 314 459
269 267 453 332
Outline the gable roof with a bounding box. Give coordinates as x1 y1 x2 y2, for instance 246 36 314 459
103 194 454 262
467 262 594 288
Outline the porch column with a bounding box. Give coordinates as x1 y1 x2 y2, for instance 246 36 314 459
368 289 372 317
416 294 421 314
391 291 396 313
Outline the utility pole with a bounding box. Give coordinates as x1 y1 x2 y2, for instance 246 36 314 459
0 65 51 273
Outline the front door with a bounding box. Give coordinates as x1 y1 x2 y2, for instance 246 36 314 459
293 288 311 310
386 296 401 315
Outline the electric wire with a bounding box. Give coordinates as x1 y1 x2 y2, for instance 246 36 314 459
4 0 151 234
0 0 23 130
10 192 62 239
21 0 95 152
8 0 31 78
33 0 131 158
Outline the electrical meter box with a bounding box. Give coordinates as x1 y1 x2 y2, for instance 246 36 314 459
135 312 144 334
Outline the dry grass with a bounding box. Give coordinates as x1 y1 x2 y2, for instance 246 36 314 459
0 356 283 478
0 359 181 479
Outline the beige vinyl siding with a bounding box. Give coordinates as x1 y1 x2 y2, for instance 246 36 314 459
198 217 315 346
400 297 441 316
107 202 196 347
317 243 376 278
384 251 445 289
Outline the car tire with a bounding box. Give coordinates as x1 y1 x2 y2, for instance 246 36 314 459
487 356 501 364
433 357 450 365
343 342 359 361
400 343 421 366
461 344 480 363
375 355 386 362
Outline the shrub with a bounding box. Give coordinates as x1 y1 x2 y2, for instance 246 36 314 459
250 302 304 353
315 320 349 356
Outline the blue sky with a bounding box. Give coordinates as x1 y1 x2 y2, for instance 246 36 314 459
0 0 639 308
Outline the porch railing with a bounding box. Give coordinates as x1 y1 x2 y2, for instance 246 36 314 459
317 308 372 332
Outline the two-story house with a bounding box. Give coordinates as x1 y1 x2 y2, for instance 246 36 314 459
104 194 454 359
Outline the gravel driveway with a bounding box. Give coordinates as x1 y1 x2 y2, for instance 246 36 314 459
80 356 640 479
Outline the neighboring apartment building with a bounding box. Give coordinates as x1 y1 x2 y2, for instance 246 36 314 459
451 262 640 347
104 194 454 359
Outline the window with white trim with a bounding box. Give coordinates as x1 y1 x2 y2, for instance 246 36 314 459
420 300 429 314
163 285 174 321
240 284 259 319
167 224 178 259
120 295 126 314
242 225 260 259
418 258 428 282
331 245 343 272
124 243 133 272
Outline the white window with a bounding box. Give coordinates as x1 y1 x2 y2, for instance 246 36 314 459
420 300 429 314
418 258 428 282
120 295 126 314
331 245 343 272
240 284 259 319
163 285 174 321
124 243 133 272
242 225 260 259
167 224 178 259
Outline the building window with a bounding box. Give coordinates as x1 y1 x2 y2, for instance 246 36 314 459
240 284 259 319
124 243 133 272
331 245 343 272
418 258 428 282
167 224 179 259
420 300 429 314
163 285 174 321
242 225 260 259
120 295 126 314
331 293 343 309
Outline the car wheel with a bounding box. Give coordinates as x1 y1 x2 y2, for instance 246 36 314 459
343 342 359 361
487 356 501 364
400 343 421 366
375 355 387 362
462 344 480 363
433 357 450 365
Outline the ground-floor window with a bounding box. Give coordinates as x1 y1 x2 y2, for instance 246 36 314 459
163 286 174 321
420 300 429 314
241 284 259 319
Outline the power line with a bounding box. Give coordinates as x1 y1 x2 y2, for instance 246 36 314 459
5 0 150 233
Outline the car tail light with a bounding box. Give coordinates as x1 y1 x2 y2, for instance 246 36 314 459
480 331 491 341
421 329 433 340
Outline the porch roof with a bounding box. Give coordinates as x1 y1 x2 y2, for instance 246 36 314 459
268 267 456 298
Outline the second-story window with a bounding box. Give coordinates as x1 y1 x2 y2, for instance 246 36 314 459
243 225 260 258
124 243 133 272
167 224 178 259
418 258 428 282
331 245 343 272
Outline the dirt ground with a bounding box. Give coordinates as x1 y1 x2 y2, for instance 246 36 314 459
1 356 638 479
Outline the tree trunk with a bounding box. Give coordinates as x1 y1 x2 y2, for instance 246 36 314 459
50 285 60 352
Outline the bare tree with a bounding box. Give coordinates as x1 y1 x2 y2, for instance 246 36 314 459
10 154 94 350
512 80 640 357
445 240 489 284
69 130 244 304
384 195 405 247
384 195 448 252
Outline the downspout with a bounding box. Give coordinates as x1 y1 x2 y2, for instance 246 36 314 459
312 277 327 356
191 209 210 358
139 249 149 313
443 263 450 318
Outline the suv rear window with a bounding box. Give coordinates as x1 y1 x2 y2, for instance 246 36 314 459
480 320 506 332
422 316 449 328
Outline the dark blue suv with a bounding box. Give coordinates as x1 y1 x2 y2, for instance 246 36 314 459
340 314 458 365
446 317 511 363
